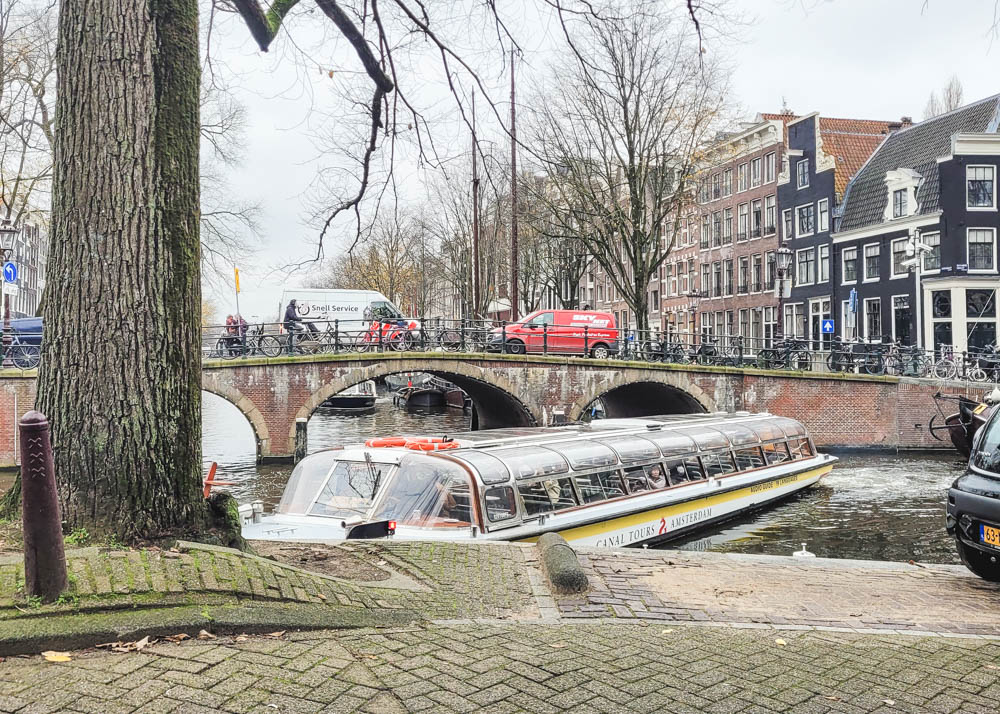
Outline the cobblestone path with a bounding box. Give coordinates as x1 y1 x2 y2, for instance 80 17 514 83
558 549 1000 635
2 622 1000 713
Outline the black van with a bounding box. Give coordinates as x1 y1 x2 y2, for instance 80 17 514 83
947 404 1000 581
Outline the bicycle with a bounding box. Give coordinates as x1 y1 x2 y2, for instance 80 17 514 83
933 346 961 381
882 340 931 378
757 338 811 371
2 329 40 369
350 319 415 353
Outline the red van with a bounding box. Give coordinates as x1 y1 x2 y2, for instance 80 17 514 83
488 309 620 359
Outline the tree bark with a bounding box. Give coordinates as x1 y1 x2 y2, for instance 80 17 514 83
39 0 204 540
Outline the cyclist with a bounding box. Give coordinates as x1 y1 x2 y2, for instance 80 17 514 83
283 299 306 347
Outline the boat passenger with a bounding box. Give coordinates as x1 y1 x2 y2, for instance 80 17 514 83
648 464 666 489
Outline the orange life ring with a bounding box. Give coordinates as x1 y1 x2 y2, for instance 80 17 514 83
364 437 408 448
404 441 459 451
403 436 445 444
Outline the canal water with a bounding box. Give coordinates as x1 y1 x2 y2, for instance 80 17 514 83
202 392 965 565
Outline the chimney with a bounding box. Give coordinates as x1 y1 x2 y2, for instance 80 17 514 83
900 116 913 127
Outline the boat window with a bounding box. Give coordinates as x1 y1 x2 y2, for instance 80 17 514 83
452 451 510 485
674 427 731 452
734 447 765 471
517 478 577 516
549 441 618 470
623 466 652 494
762 441 791 464
749 420 786 442
275 449 342 515
492 446 568 480
573 470 627 503
788 439 813 459
600 436 659 463
701 451 736 478
683 456 705 482
370 455 475 527
308 460 393 518
664 459 688 485
644 430 698 457
714 423 760 447
484 486 518 522
648 462 669 489
776 417 808 439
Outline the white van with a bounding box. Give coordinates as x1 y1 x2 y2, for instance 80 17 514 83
278 289 416 332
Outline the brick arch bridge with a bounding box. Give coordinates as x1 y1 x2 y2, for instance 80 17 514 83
0 352 988 466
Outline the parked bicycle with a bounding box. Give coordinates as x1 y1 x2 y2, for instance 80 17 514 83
757 338 811 371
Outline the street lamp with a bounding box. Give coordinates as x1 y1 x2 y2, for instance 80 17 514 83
774 243 794 341
0 219 18 368
687 291 701 342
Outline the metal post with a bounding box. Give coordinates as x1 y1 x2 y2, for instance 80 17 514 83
543 323 548 355
460 318 467 352
584 326 589 357
509 49 519 322
294 418 308 462
1 293 11 368
19 411 68 602
472 91 481 317
334 319 340 353
501 324 507 354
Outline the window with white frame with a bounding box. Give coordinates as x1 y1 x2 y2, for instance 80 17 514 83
737 163 748 192
712 212 722 247
750 157 762 187
739 308 750 337
817 199 829 232
864 243 880 281
796 159 809 189
723 207 733 242
764 196 775 235
842 247 858 282
711 173 721 200
765 251 775 289
782 209 792 240
819 245 830 282
700 215 710 249
701 264 710 294
738 256 749 293
784 303 806 338
737 203 748 240
796 248 815 285
763 306 776 347
967 165 995 209
968 228 996 271
922 232 941 271
752 254 763 292
665 263 674 295
864 297 882 340
892 189 907 219
751 199 762 237
796 204 815 237
764 152 776 183
722 168 733 197
891 238 909 277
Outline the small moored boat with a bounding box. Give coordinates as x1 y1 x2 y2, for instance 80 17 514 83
318 380 376 411
240 412 836 548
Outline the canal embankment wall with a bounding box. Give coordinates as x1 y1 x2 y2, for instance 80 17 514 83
0 356 991 467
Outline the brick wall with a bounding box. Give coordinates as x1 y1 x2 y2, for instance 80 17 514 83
2 358 991 466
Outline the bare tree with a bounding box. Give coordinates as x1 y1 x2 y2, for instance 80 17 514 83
528 2 729 334
923 75 964 119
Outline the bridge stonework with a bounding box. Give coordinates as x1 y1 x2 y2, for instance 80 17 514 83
0 355 989 466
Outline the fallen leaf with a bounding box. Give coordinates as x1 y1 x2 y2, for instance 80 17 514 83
265 631 286 639
316 593 327 601
327 70 333 79
883 700 895 706
377 560 387 566
774 638 786 646
197 630 216 641
987 664 1000 670
134 636 150 651
661 629 674 634
42 651 71 662
165 633 190 643
549 643 566 648
824 696 842 701
235 635 249 643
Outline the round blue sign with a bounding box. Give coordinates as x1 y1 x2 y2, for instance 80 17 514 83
1 262 16 283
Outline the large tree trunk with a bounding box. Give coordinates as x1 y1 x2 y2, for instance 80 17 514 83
38 0 204 540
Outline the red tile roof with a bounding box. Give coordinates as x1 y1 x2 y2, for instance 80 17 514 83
818 117 894 198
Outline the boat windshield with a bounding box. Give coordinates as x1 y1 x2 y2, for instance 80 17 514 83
276 449 341 514
307 460 394 518
370 455 475 528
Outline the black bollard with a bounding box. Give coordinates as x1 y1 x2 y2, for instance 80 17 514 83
19 411 68 602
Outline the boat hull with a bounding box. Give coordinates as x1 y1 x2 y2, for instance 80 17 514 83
319 395 376 410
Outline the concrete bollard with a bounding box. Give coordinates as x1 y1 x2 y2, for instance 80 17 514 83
294 418 308 462
19 411 67 602
537 532 589 593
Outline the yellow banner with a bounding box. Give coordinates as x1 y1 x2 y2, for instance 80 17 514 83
234 267 240 293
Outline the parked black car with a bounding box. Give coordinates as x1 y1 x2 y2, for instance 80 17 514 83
947 398 1000 581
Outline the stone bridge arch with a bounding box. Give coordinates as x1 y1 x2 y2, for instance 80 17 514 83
200 381 272 460
291 359 539 456
567 369 714 421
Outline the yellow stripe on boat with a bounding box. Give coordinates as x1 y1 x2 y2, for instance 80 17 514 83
517 464 832 545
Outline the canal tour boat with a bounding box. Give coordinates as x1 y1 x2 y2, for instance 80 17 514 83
238 413 836 548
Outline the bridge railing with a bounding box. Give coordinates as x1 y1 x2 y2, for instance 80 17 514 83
192 317 1000 384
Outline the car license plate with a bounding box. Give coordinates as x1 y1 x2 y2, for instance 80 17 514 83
980 524 1000 548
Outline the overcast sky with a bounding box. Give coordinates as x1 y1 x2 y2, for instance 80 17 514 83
209 0 1000 322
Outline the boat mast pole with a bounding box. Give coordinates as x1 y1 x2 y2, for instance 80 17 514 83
472 90 481 321
509 48 519 322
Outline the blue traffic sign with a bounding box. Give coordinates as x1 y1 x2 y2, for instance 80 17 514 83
848 287 858 313
821 319 835 334
1 262 16 284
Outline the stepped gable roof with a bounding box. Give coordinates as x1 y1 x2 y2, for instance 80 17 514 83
838 95 1000 233
818 117 894 199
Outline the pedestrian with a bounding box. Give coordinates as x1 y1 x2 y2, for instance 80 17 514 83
224 314 239 356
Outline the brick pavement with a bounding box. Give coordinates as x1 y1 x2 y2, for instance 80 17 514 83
2 622 1000 713
557 549 1000 635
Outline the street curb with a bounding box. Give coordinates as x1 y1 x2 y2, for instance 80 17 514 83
537 533 589 594
0 603 422 657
